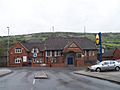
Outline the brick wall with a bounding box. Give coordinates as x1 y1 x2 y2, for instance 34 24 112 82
113 49 120 60
9 43 28 67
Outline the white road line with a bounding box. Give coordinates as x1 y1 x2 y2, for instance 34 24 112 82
33 79 35 85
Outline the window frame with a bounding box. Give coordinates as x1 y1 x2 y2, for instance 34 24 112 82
15 48 22 53
46 50 52 57
55 50 61 57
15 58 21 64
76 53 82 58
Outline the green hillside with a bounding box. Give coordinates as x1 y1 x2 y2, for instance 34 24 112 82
0 32 120 56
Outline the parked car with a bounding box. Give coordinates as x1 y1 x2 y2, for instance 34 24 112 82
88 60 120 72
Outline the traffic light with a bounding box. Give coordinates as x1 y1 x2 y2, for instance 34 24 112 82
96 33 100 45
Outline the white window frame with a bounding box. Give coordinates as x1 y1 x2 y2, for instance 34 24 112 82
89 51 91 56
92 51 95 56
15 58 21 63
31 48 39 53
84 51 87 56
55 51 61 57
46 51 52 57
15 48 22 53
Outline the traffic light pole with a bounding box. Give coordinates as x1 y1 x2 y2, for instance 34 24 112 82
99 32 102 62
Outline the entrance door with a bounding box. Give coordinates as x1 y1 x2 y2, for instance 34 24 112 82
28 59 32 66
67 57 73 65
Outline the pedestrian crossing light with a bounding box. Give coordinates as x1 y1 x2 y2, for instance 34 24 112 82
96 33 100 45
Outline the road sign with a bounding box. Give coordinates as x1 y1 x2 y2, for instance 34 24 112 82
96 33 100 45
33 53 37 58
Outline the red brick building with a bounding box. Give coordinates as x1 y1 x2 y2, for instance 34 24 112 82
9 37 98 67
102 48 120 60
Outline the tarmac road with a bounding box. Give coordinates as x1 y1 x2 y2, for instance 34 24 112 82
0 67 120 90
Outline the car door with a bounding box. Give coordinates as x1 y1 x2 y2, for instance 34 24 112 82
101 61 109 71
109 61 115 70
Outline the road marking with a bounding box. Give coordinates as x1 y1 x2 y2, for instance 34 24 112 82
33 79 35 85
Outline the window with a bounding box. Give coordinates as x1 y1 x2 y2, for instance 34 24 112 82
92 51 95 56
110 61 115 64
103 62 109 65
84 51 87 56
55 50 61 57
51 57 57 63
89 51 91 56
31 48 39 53
40 58 43 63
15 48 22 53
76 53 81 58
46 51 52 57
33 58 43 64
15 58 21 63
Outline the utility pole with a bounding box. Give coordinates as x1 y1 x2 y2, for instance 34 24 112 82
52 26 55 37
7 27 10 67
52 26 54 32
84 26 86 37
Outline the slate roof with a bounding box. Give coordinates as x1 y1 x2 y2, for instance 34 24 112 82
45 37 97 50
22 42 44 51
20 37 97 51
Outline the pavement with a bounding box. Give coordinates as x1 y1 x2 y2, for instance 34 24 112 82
0 68 12 77
1 67 120 85
74 70 120 84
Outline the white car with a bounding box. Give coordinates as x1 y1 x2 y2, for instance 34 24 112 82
88 60 120 72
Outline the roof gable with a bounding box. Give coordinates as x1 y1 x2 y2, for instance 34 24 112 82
63 41 83 53
69 42 78 48
10 42 28 51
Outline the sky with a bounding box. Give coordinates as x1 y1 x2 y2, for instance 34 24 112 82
0 0 120 36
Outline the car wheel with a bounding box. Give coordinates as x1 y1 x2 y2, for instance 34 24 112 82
115 67 120 71
96 68 101 72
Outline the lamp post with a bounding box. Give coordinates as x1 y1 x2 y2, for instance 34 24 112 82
7 27 10 67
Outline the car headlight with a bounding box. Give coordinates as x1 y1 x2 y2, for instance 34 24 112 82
90 66 96 70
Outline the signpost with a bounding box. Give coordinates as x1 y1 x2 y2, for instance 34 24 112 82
96 32 102 62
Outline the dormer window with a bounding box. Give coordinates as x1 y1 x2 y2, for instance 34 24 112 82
31 48 39 53
15 48 22 53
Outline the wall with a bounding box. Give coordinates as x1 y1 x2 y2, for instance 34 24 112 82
9 43 28 67
113 49 120 60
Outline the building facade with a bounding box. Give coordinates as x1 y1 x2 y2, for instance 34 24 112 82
102 48 120 60
9 37 98 67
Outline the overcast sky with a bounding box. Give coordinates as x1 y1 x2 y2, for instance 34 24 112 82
0 0 120 36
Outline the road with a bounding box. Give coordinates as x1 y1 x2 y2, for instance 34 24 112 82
0 67 120 90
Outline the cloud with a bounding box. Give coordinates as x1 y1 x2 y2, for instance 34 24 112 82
0 0 120 36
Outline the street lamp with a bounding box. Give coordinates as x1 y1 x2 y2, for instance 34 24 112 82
7 27 10 67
